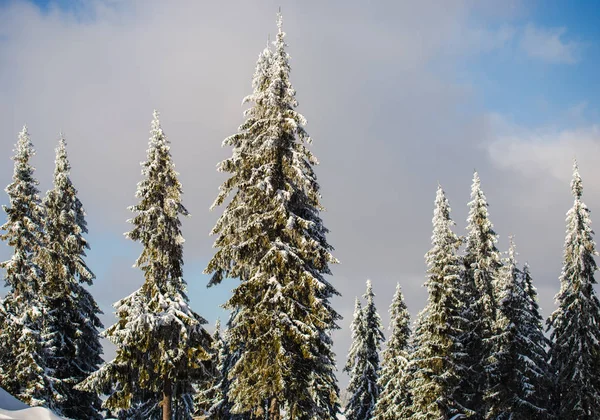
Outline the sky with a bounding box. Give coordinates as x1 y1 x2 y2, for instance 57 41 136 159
0 0 599 391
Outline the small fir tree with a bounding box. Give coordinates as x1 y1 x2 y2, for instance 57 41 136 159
373 283 412 420
344 281 385 420
202 312 254 420
547 161 600 420
38 135 103 419
521 263 553 418
485 238 550 419
408 185 469 420
195 319 224 417
0 126 49 406
76 111 213 420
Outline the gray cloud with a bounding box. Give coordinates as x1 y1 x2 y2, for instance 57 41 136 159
1 0 586 391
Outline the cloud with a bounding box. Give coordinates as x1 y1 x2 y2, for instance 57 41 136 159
486 114 600 184
484 114 600 315
520 23 581 64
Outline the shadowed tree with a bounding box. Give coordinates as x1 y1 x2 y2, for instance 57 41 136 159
373 283 412 420
547 161 600 420
41 135 103 419
344 281 384 420
485 238 550 419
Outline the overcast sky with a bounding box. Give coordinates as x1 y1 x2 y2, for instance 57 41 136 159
1 0 599 390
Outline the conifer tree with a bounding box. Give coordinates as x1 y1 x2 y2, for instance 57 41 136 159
408 186 469 420
205 13 340 419
344 281 384 420
459 172 502 417
521 263 553 418
485 238 550 419
464 172 501 320
36 135 103 418
373 283 412 420
195 319 224 417
203 313 253 420
547 161 600 420
0 126 49 406
76 111 213 420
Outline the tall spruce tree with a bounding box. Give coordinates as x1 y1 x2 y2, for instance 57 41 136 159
76 111 213 420
205 13 340 419
458 172 502 418
547 161 600 419
39 135 103 419
373 283 412 420
408 185 469 420
0 126 49 406
485 238 550 419
344 281 384 420
464 172 501 321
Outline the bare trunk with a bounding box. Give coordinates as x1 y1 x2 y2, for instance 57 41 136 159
162 377 172 420
268 397 281 420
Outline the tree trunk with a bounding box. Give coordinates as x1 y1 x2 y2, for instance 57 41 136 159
268 397 281 420
162 377 172 420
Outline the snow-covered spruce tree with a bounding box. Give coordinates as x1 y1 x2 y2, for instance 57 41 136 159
408 185 469 420
458 171 502 418
0 126 49 406
344 281 385 420
36 135 103 419
194 319 224 416
465 172 502 317
76 111 213 420
521 262 553 417
373 283 412 420
547 161 600 420
485 238 550 419
203 312 255 420
344 299 365 419
205 13 340 419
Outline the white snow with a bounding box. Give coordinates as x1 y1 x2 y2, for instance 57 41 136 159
0 388 63 420
0 389 27 411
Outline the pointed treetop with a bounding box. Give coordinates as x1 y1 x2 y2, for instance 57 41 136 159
353 296 361 312
215 318 221 333
571 159 583 199
508 235 517 262
17 124 29 143
276 11 285 43
54 134 70 177
151 109 162 135
471 171 481 193
500 236 519 292
14 125 34 162
435 183 445 202
394 282 402 297
364 279 374 302
277 8 283 31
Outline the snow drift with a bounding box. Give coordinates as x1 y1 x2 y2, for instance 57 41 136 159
0 388 63 420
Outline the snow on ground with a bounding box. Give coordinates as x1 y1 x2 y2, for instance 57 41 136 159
0 388 63 420
0 389 27 411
